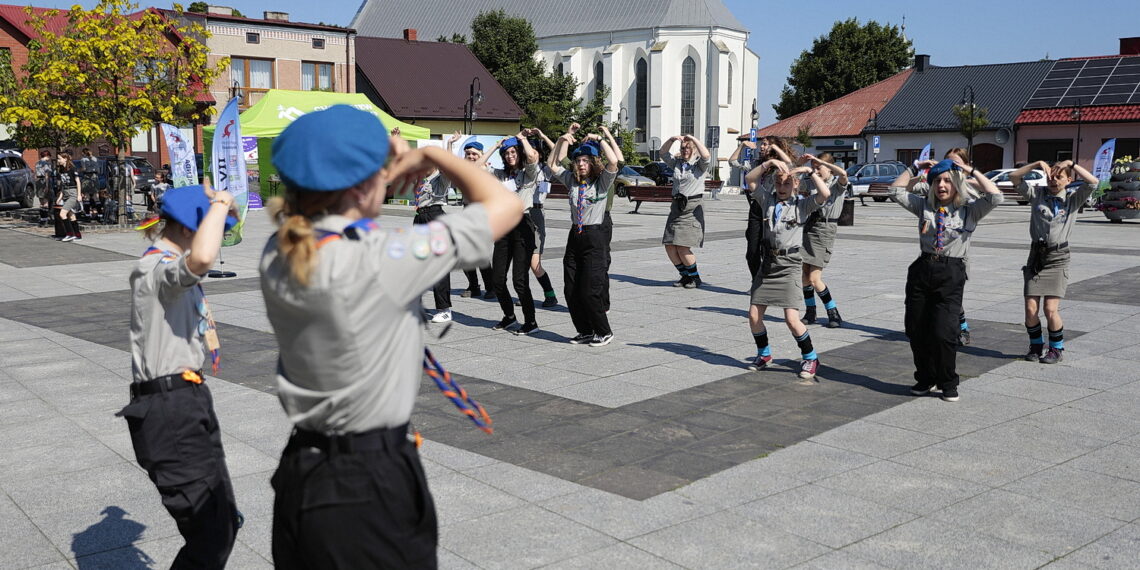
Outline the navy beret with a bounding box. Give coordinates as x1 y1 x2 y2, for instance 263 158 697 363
501 137 519 149
161 185 237 232
272 105 390 192
572 142 600 158
927 159 959 185
463 141 484 152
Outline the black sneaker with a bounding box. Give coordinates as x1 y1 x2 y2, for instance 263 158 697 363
940 388 960 402
514 322 539 335
910 383 935 396
589 333 614 347
542 296 558 308
826 308 843 329
674 274 692 287
483 291 498 301
461 288 479 298
1024 344 1044 362
514 299 521 307
801 307 817 325
1040 347 1064 364
683 275 702 289
492 315 517 330
569 333 593 344
959 328 972 346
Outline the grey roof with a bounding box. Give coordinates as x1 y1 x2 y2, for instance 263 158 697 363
350 0 746 40
872 60 1055 133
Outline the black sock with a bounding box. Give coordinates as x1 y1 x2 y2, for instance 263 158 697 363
803 285 816 308
686 264 699 277
73 221 82 238
1027 323 1043 346
65 220 76 236
959 311 969 331
817 287 835 310
753 331 771 356
795 331 817 360
1048 327 1064 350
675 263 686 277
536 272 555 296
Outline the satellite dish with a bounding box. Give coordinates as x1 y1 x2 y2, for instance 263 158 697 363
995 128 1011 145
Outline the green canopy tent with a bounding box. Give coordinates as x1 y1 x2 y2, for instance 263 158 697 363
203 89 430 198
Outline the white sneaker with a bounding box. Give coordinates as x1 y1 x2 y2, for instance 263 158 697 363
61 235 75 242
589 333 614 347
430 309 452 323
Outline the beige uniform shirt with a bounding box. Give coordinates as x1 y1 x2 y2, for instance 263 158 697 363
129 242 210 382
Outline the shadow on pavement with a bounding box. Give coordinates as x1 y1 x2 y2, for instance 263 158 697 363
71 506 153 569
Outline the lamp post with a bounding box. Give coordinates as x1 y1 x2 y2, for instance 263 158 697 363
867 109 878 163
959 85 976 164
1071 98 1083 166
463 77 484 135
229 79 243 106
750 98 758 128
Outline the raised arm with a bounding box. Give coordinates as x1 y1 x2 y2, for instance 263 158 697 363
1010 160 1049 190
445 130 462 153
803 153 849 185
532 128 557 152
549 131 574 175
659 136 678 161
810 172 831 205
951 158 1000 196
599 125 624 164
683 134 711 161
1069 161 1099 186
516 130 539 165
593 134 619 173
475 138 503 169
187 179 235 275
746 159 788 190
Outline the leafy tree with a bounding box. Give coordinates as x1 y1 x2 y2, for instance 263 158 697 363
186 2 242 17
952 103 989 143
774 19 912 120
436 33 467 44
3 0 225 223
795 124 814 148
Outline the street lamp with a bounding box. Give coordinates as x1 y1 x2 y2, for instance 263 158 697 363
959 85 976 164
866 109 878 163
463 77 484 135
1071 98 1083 166
750 98 758 128
229 79 243 106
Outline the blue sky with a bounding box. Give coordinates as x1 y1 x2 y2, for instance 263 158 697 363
48 1 1140 127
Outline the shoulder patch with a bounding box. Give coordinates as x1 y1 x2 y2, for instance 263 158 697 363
413 224 430 235
387 240 406 259
412 239 430 259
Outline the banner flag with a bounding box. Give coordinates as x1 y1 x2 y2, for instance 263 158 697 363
1091 138 1116 200
160 124 197 188
212 98 249 246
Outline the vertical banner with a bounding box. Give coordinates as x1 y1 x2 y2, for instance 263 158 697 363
1091 138 1116 200
212 99 249 246
160 123 198 188
917 143 932 163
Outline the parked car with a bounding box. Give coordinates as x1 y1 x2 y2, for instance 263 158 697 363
96 156 157 196
0 150 36 208
614 165 656 197
985 169 1047 205
847 162 906 201
639 161 676 187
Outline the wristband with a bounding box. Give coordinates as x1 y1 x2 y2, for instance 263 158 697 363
210 198 233 207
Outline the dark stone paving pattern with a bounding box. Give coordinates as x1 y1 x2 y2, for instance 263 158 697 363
0 228 135 267
0 282 1072 500
1064 266 1140 307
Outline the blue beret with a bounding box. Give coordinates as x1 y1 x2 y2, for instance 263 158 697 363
571 142 600 158
500 137 520 149
272 105 390 192
927 159 959 184
161 185 237 232
463 141 484 152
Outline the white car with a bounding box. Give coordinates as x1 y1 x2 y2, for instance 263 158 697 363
985 169 1047 205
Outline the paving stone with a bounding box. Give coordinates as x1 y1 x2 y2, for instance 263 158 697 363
733 483 917 548
1063 522 1140 569
542 542 685 569
541 488 716 541
440 505 616 569
954 421 1111 464
814 460 991 516
1004 465 1140 522
628 510 831 569
751 440 879 482
844 517 1054 569
431 472 526 527
791 550 891 569
1021 407 1140 442
0 494 69 569
892 437 1053 487
808 420 945 459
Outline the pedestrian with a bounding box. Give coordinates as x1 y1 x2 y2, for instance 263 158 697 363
260 104 520 568
55 152 84 242
79 148 99 204
744 160 831 379
889 158 1003 402
798 152 848 328
547 129 620 346
660 134 713 288
150 171 172 214
415 132 462 323
479 133 542 334
598 124 624 311
1012 159 1098 364
117 182 242 569
524 127 560 308
457 138 497 299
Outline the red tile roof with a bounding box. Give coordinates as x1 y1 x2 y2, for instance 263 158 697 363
757 69 914 138
355 36 522 121
0 5 71 40
1016 105 1140 125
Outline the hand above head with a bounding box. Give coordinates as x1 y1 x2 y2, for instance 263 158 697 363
600 125 611 135
584 133 602 142
916 159 938 170
567 123 581 135
447 131 462 144
390 126 401 137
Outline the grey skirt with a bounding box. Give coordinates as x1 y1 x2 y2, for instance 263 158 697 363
801 219 837 268
750 252 802 308
530 206 547 254
1024 248 1070 297
662 195 705 248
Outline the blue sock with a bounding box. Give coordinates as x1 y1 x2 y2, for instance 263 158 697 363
674 263 686 277
824 300 837 310
817 288 836 310
959 312 969 331
753 331 771 357
686 264 699 277
803 286 816 307
1027 323 1043 346
794 331 817 360
1048 328 1064 350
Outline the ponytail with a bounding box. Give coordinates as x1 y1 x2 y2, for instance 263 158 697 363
268 191 344 287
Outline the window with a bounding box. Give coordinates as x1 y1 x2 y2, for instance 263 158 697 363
312 38 325 49
680 56 696 135
556 62 564 76
246 32 260 44
896 149 923 164
634 58 648 143
231 57 274 108
302 62 334 91
1108 138 1140 159
594 60 604 98
727 62 733 105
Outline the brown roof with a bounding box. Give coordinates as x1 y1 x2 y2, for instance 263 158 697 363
170 9 352 33
355 36 522 121
758 69 914 138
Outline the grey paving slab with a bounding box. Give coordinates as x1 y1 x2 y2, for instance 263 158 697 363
1062 522 1140 570
970 375 1101 405
1003 466 1140 522
462 461 582 503
542 542 685 569
891 437 1053 487
0 494 68 569
814 460 991 517
431 472 527 527
540 488 717 541
1021 407 1140 442
843 517 1056 569
954 421 1111 465
734 483 917 548
628 510 832 569
792 550 892 569
807 420 946 459
439 505 616 569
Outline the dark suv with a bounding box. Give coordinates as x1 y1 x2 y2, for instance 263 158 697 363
846 162 907 201
96 156 157 196
0 151 35 208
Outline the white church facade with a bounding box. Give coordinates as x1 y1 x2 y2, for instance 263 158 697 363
350 0 758 179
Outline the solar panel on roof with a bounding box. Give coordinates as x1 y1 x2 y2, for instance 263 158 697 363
1025 57 1140 109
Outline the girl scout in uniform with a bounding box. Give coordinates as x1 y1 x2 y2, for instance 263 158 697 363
524 128 560 308
888 159 1003 402
415 132 462 323
120 183 241 569
798 153 848 328
56 152 83 241
260 105 520 569
1011 159 1098 364
459 139 496 299
479 133 542 334
547 132 620 346
744 160 831 379
660 134 713 288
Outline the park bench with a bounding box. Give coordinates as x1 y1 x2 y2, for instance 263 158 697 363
626 185 673 213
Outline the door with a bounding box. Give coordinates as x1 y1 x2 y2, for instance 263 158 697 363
972 143 1003 173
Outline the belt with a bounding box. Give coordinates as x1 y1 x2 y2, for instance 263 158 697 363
290 424 410 454
532 203 543 209
130 370 203 398
920 252 963 263
768 246 800 256
1035 241 1069 253
825 218 841 223
416 204 445 214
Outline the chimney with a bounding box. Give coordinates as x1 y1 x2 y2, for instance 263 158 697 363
206 5 232 15
264 11 289 22
403 28 417 41
1121 37 1140 56
914 54 930 72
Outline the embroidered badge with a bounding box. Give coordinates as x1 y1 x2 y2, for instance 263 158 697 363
430 234 449 255
412 239 430 259
387 240 406 259
413 224 430 235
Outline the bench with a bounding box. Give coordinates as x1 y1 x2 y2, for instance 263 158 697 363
626 185 673 213
865 182 892 202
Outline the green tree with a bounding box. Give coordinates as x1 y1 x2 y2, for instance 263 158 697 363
795 124 814 148
3 0 225 223
185 2 242 17
436 33 467 44
774 19 912 120
952 103 989 143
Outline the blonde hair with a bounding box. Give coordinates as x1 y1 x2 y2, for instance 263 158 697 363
268 190 346 286
926 170 971 209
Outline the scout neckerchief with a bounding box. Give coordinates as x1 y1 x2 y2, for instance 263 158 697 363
934 207 948 252
414 177 429 207
314 218 493 437
143 246 221 373
1047 195 1064 217
575 182 588 233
